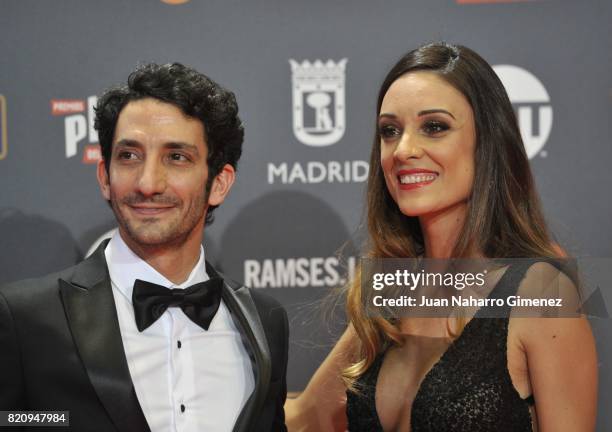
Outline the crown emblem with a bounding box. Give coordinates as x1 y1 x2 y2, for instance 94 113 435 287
289 59 347 80
289 59 348 147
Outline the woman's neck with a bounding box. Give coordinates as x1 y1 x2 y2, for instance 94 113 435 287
419 202 468 259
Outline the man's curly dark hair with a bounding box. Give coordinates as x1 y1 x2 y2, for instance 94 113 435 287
94 62 244 225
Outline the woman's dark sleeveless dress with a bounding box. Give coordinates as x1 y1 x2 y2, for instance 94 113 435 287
346 262 536 432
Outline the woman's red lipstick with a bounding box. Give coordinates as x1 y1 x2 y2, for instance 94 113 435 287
397 169 438 190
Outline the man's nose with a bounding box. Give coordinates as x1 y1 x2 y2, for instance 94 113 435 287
137 159 166 196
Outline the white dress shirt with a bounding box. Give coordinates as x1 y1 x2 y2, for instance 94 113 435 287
105 233 254 432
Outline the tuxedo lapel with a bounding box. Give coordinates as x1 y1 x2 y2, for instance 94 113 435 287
206 262 272 432
59 241 149 432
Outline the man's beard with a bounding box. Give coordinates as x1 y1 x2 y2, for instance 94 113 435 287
110 189 208 250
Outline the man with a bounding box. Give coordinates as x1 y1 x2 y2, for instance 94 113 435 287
0 63 288 432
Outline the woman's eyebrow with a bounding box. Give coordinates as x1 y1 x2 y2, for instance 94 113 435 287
378 113 398 120
418 108 455 119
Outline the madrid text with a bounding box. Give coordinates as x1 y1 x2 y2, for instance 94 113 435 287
267 160 368 184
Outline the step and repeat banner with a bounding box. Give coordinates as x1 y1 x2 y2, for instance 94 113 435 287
1 0 611 428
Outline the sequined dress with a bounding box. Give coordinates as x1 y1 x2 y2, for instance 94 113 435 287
346 263 536 432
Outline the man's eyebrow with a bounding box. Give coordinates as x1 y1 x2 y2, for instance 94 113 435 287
114 138 142 148
113 140 200 155
418 109 456 119
165 142 200 154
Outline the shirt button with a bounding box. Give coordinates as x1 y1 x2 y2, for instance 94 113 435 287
180 404 185 413
177 340 182 349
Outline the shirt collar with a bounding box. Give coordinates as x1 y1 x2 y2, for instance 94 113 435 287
104 231 209 303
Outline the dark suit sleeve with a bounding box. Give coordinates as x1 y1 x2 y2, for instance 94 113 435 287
0 290 26 411
273 306 289 432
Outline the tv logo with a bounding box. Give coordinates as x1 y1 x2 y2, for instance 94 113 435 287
51 96 100 164
0 95 7 160
289 59 347 147
493 65 552 159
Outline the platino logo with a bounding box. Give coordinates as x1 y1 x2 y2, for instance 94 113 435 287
289 59 347 147
0 95 7 160
51 96 100 164
493 65 552 159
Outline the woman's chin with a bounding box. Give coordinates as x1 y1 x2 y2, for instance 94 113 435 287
397 205 428 218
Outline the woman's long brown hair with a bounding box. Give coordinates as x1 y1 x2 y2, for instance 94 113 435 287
343 42 563 390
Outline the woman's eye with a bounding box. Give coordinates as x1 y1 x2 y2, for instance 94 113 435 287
422 120 450 135
379 124 401 139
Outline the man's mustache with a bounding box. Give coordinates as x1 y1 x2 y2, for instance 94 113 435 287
120 194 181 206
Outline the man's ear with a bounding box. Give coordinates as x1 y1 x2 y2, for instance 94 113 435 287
207 164 236 206
97 159 111 201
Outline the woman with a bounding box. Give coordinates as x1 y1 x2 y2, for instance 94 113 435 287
286 42 597 431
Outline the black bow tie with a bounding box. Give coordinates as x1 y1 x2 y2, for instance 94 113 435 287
132 278 224 332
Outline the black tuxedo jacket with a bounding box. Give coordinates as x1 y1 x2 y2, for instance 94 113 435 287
0 242 288 432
